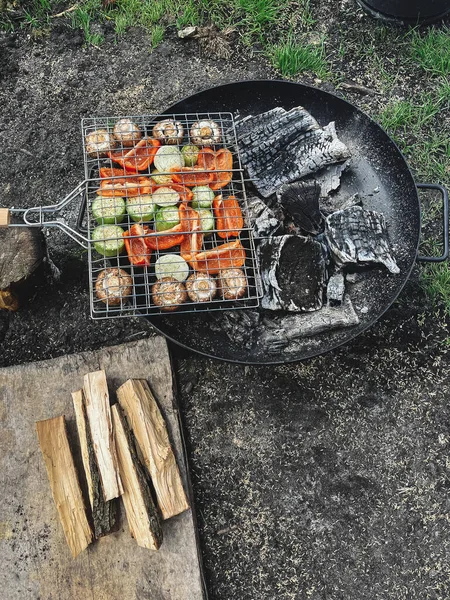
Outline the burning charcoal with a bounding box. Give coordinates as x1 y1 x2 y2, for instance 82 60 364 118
258 235 326 312
246 196 280 237
257 296 360 350
327 272 345 306
325 206 400 274
276 182 322 235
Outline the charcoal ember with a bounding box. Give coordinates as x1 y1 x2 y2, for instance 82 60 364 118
327 272 345 306
245 196 280 238
233 107 286 139
210 310 260 347
257 296 359 350
276 182 322 235
321 192 360 216
325 206 400 274
258 235 326 312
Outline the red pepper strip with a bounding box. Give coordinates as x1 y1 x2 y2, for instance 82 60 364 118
144 223 184 251
97 177 151 197
213 195 243 239
197 148 216 170
179 204 204 261
170 167 215 187
123 224 151 266
151 183 193 203
210 148 233 190
108 138 161 173
99 167 127 179
189 239 246 274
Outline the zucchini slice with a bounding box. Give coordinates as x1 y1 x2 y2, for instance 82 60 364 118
155 254 189 282
198 209 215 232
152 187 180 207
92 195 126 224
153 146 185 173
155 206 180 232
92 225 125 257
126 195 156 222
191 185 215 208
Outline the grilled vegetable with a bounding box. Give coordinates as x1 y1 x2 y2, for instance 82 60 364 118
197 147 216 170
123 223 151 266
144 223 184 250
109 138 160 173
151 170 173 185
95 268 133 306
152 278 187 311
126 195 156 222
152 119 184 145
113 119 141 147
155 254 189 282
99 167 127 178
154 146 185 174
152 187 180 207
85 129 116 158
153 183 193 204
190 120 221 145
181 145 200 167
213 195 243 238
218 268 247 300
92 225 125 257
179 204 203 261
170 167 215 187
198 209 214 232
186 272 217 303
98 177 151 198
155 206 180 232
191 186 215 208
190 239 246 274
92 196 126 224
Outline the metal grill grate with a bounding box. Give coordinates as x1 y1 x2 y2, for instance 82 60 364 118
81 113 262 319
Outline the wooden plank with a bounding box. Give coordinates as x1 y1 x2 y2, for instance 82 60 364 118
35 416 93 559
83 370 123 501
72 390 118 538
117 379 190 519
0 338 204 600
0 208 10 227
112 404 163 550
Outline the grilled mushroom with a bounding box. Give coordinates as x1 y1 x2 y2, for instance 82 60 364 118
218 268 247 300
186 272 217 303
152 277 187 311
95 268 133 306
152 119 184 145
190 120 221 146
85 129 116 158
113 118 141 147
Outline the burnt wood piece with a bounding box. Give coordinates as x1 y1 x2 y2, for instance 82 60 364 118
0 227 45 311
111 404 163 550
327 273 345 306
325 206 400 274
72 390 118 538
277 182 322 235
258 235 326 312
258 296 360 351
36 416 93 558
117 379 189 520
245 196 280 238
83 370 123 502
308 160 351 199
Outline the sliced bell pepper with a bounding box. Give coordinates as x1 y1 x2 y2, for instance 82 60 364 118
190 239 246 274
213 195 243 238
197 147 216 170
108 138 161 173
99 167 127 179
179 204 204 261
124 223 151 266
97 177 152 197
152 182 193 203
143 222 184 251
170 167 215 187
210 148 233 190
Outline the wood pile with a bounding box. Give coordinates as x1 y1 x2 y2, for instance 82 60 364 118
35 370 189 558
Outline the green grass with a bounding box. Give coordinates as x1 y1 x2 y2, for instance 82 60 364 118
411 26 450 77
269 36 328 78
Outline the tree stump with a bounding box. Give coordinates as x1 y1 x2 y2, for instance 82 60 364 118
0 227 45 311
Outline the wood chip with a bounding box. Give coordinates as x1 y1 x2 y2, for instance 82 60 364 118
117 379 189 519
83 370 123 501
112 404 163 550
36 416 93 558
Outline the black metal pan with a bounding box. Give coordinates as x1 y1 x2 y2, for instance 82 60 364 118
146 80 448 364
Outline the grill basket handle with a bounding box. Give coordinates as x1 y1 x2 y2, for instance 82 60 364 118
417 183 449 263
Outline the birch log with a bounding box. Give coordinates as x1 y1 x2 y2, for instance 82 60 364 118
36 416 93 558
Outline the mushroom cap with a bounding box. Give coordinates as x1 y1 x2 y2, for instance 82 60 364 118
152 277 187 311
95 268 133 306
85 129 116 157
113 118 142 147
190 120 221 146
186 272 217 302
152 119 184 145
218 268 247 300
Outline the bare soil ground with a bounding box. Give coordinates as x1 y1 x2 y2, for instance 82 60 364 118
1 1 450 598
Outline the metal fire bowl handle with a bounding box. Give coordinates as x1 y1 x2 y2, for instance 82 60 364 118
6 181 90 249
417 183 449 263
